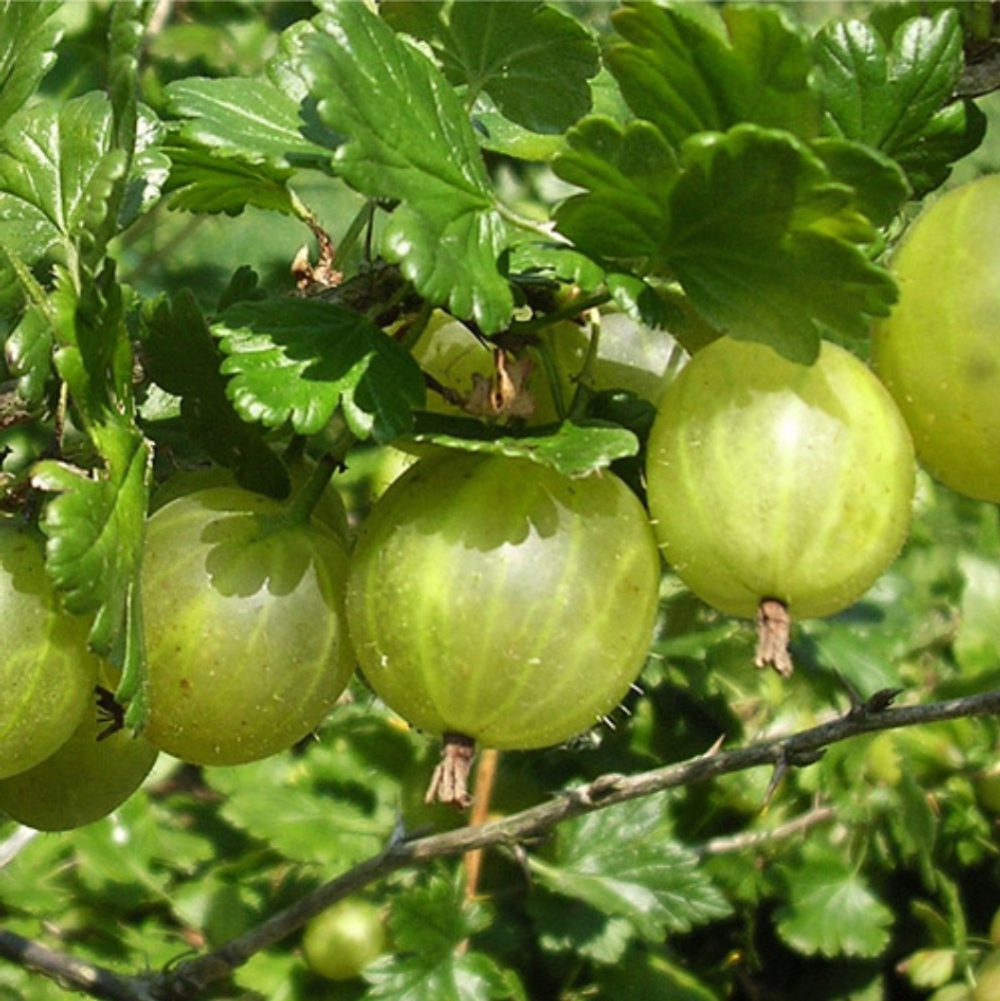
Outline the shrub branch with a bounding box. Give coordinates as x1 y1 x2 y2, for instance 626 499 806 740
4 684 1000 1000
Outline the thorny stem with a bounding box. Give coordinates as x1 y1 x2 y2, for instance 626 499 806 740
7 685 1000 1000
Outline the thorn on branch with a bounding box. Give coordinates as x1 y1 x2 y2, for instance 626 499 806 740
862 687 904 715
764 746 827 808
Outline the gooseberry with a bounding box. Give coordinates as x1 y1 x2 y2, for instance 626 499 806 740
140 486 354 765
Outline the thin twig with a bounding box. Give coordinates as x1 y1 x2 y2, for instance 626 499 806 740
693 804 838 859
0 932 157 1001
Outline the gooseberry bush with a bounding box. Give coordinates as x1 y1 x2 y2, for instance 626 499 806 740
5 2 1000 999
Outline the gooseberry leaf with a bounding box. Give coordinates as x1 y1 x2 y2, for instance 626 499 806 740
213 297 425 442
366 952 524 1001
814 10 986 196
554 116 678 261
527 892 636 964
366 878 525 1001
206 704 410 867
142 290 290 496
163 76 334 172
668 125 895 355
0 92 125 281
387 877 493 957
295 2 513 333
0 0 62 128
555 122 896 360
409 415 638 478
29 274 150 685
4 302 55 405
810 137 909 228
383 0 600 134
164 144 295 216
605 2 822 147
530 797 731 941
775 846 893 958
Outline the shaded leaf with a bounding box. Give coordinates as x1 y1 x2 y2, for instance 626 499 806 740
295 3 513 332
213 297 425 442
368 880 523 1001
4 303 55 405
142 290 289 496
387 876 493 958
669 126 896 356
595 945 722 1000
365 951 524 1001
384 0 599 134
527 892 635 964
554 116 678 261
606 3 822 147
555 122 897 359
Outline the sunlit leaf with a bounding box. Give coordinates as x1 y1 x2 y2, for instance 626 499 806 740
531 796 731 940
213 297 425 442
814 10 986 195
384 0 599 134
294 2 513 332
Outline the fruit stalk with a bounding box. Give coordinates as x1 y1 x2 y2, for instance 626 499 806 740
425 732 477 809
754 598 793 677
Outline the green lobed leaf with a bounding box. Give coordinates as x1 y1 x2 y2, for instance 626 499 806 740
295 2 513 333
408 414 638 478
814 10 986 196
555 122 897 359
367 879 524 1001
163 143 295 216
668 126 895 356
810 137 910 229
29 271 151 687
506 240 606 294
4 303 55 405
206 704 413 867
0 92 123 280
142 290 290 496
775 845 894 958
383 0 600 135
163 76 335 172
386 876 493 958
213 297 425 442
365 951 524 1001
605 2 822 148
527 893 636 965
554 116 678 261
530 796 731 941
0 0 63 129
